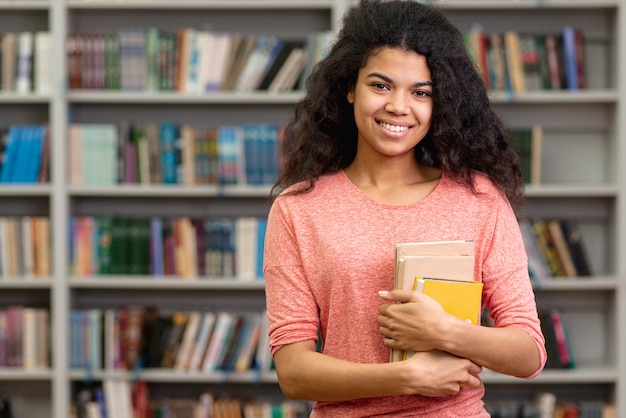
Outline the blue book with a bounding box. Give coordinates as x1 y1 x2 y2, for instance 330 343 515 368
260 124 279 185
242 124 262 185
26 125 45 183
0 126 23 183
11 126 32 182
150 217 164 276
256 217 267 279
160 123 179 184
561 27 578 91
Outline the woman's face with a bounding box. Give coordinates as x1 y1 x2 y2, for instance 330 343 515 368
347 47 433 161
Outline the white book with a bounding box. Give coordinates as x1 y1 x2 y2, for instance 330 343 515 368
34 31 52 94
102 380 120 418
20 216 33 278
188 311 216 371
21 307 36 370
16 31 33 94
205 32 232 91
117 380 133 418
196 31 216 94
174 310 202 371
235 217 258 281
201 311 235 371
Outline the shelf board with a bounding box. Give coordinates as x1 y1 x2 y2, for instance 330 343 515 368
69 368 278 384
0 369 53 380
490 89 618 104
482 366 617 384
0 184 52 196
525 184 618 198
65 89 618 105
0 1 49 10
0 278 52 289
65 0 334 10
69 277 266 290
418 0 619 10
67 90 304 105
0 93 50 103
532 277 618 291
69 184 272 198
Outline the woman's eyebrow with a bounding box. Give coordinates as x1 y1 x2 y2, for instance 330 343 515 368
366 72 433 88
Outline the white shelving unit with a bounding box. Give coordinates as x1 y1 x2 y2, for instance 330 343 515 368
0 1 622 416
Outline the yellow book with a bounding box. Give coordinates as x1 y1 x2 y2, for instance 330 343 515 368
414 277 483 325
401 277 483 360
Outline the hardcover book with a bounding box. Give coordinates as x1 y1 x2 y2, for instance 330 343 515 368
400 277 483 360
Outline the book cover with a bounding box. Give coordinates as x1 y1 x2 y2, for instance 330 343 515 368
398 277 483 361
187 311 216 371
530 219 566 277
173 310 202 371
561 26 578 91
546 219 577 277
391 240 475 362
414 277 483 325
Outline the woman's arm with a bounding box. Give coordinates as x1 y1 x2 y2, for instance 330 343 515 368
377 290 542 378
273 339 482 401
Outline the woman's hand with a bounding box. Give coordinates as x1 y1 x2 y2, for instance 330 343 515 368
377 289 454 353
403 350 482 397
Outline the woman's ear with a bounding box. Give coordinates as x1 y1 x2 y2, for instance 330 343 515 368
347 90 354 104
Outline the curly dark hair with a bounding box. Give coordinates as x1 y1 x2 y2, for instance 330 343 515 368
271 0 525 210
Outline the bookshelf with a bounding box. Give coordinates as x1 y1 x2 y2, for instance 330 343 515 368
436 0 625 414
0 0 622 416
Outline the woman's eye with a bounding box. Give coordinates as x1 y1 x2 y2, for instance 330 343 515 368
413 90 431 98
372 82 389 91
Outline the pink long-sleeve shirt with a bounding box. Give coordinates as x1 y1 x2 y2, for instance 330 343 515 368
264 170 547 417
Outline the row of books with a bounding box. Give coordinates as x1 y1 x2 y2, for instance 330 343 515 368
540 308 575 370
486 392 615 418
0 306 49 369
464 26 586 93
67 28 335 93
70 216 266 280
0 125 50 184
519 218 592 279
70 307 272 376
0 31 51 94
0 216 51 279
69 122 282 187
73 382 310 418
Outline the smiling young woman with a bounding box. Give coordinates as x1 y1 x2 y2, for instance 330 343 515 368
263 1 546 416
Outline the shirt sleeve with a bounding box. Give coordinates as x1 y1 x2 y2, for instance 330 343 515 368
480 192 548 378
263 196 321 356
